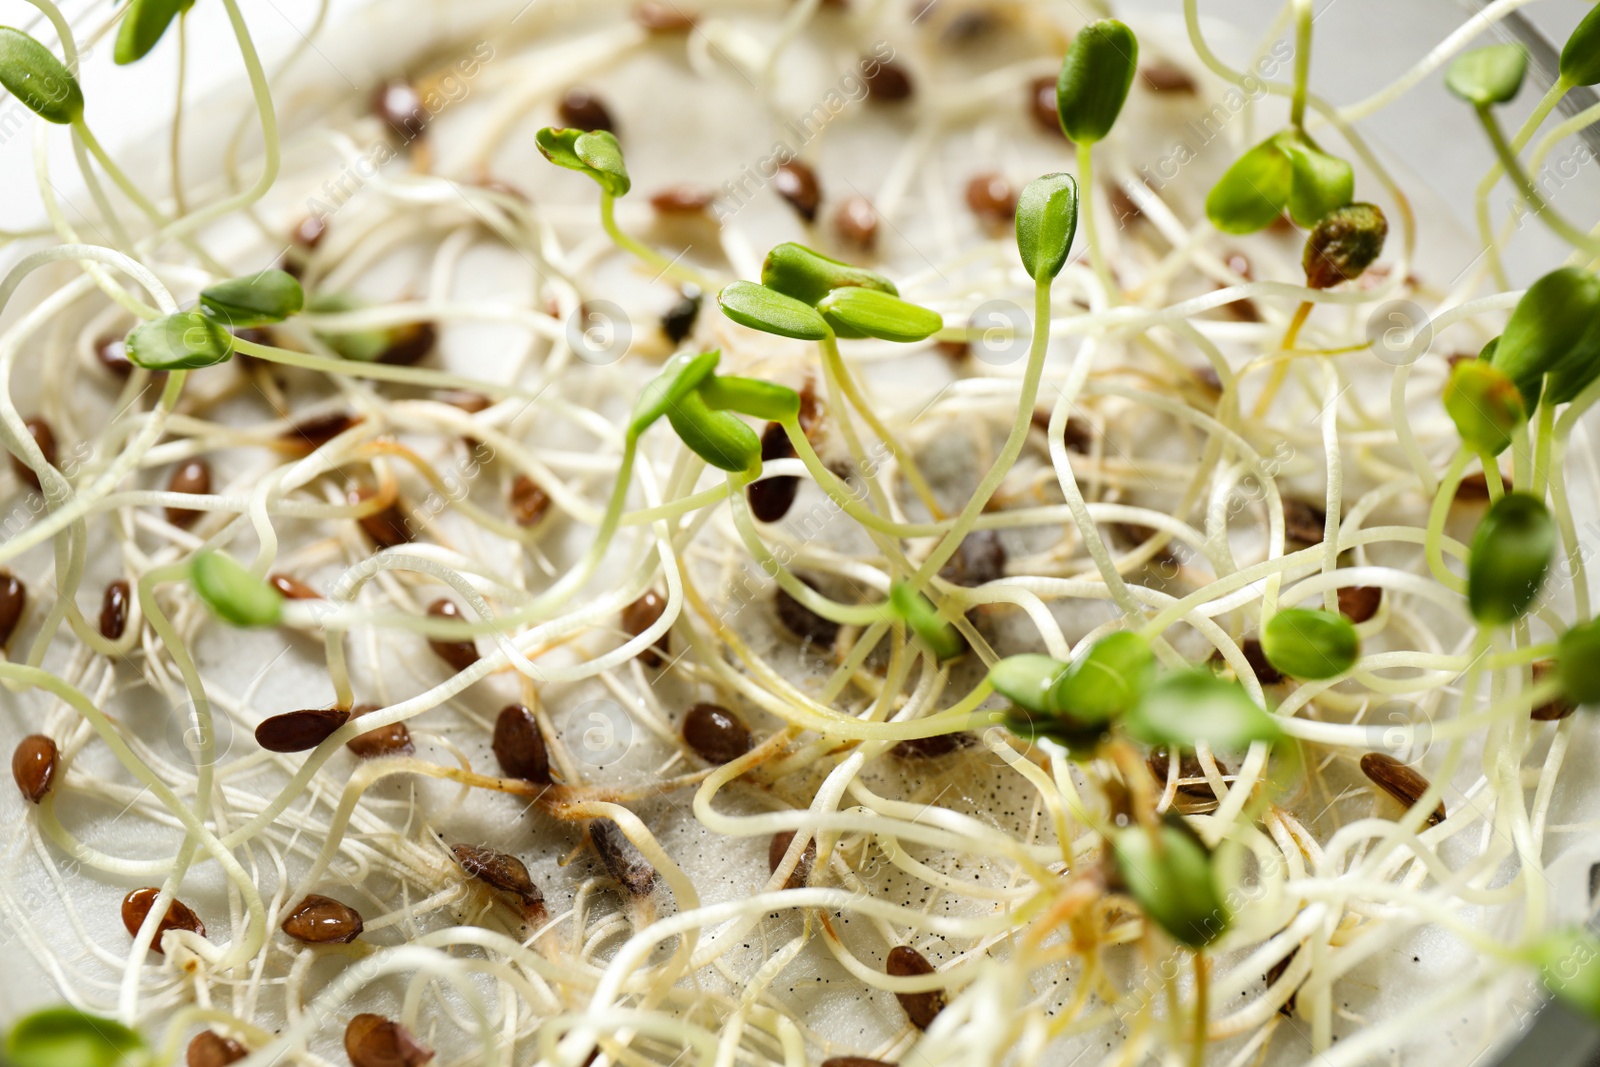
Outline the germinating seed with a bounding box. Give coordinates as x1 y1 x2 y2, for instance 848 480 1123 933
1338 584 1383 623
268 573 321 600
345 1014 434 1067
834 195 879 250
683 703 753 764
372 78 429 138
590 818 659 896
965 172 1018 230
12 734 57 803
1531 660 1575 721
661 288 701 344
451 843 544 910
281 411 361 453
774 577 840 646
1141 61 1197 93
122 887 205 952
1028 74 1063 134
186 1031 247 1067
256 708 350 753
650 184 717 215
890 733 974 759
1237 639 1286 685
774 160 822 222
99 579 129 640
426 599 480 671
886 945 945 1029
346 706 414 759
510 474 551 527
1359 752 1446 827
622 590 670 667
350 487 414 548
768 829 816 889
864 58 914 101
281 894 364 944
12 416 57 492
493 703 550 783
1283 499 1327 545
1146 748 1228 801
748 422 799 523
0 571 26 647
96 335 134 377
939 529 1007 587
559 86 616 132
164 458 210 529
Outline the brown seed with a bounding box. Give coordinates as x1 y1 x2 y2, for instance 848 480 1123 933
165 458 211 529
346 706 415 759
798 378 824 440
1028 74 1063 136
748 422 799 523
292 215 326 251
650 185 716 215
99 579 130 641
426 599 479 672
938 530 1007 587
269 573 322 600
451 843 543 909
682 703 752 764
510 474 551 527
373 78 429 138
439 389 492 414
820 1060 897 1067
96 335 134 378
344 1014 434 1067
1454 472 1508 503
1034 413 1094 454
768 829 816 890
12 417 58 493
376 322 436 367
0 572 26 647
1359 752 1445 827
964 172 1017 231
493 703 550 784
621 590 670 667
1106 182 1142 228
834 195 879 251
662 289 701 345
890 733 974 759
633 1 697 32
1146 748 1229 802
281 893 364 944
937 339 969 363
1218 251 1261 322
1283 499 1326 545
774 160 822 222
590 818 658 896
1141 61 1198 94
256 708 350 753
121 887 205 952
1239 638 1285 685
864 59 914 102
886 945 945 1029
775 579 840 646
350 486 414 549
1337 585 1382 624
559 87 615 133
1531 660 1576 721
12 734 57 803
1265 944 1299 1017
186 1031 247 1067
280 411 362 453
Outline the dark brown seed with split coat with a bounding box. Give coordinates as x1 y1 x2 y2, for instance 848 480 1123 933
1531 660 1575 721
834 196 879 250
12 734 57 803
622 590 670 667
373 79 429 138
1029 75 1063 136
634 2 697 32
165 459 211 528
683 703 752 764
1141 61 1197 94
452 843 543 909
748 422 799 523
939 530 1006 587
426 599 479 671
662 289 701 344
99 580 130 640
559 87 615 132
269 573 322 600
768 830 816 890
886 945 945 1029
590 818 658 896
891 733 974 759
774 160 822 222
281 894 364 944
510 475 551 527
865 60 914 102
1283 499 1326 545
493 704 550 783
775 579 840 646
349 487 413 549
346 705 414 759
122 887 205 952
345 1014 434 1067
1338 585 1382 624
256 708 350 753
12 417 57 492
0 572 25 647
186 1031 247 1067
1359 752 1445 827
964 173 1017 229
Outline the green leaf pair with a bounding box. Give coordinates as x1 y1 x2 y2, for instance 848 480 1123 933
991 633 1157 752
632 349 800 473
200 269 304 329
125 312 235 370
115 0 194 66
888 582 965 661
1489 267 1600 407
0 27 84 124
1260 607 1361 680
1015 172 1079 283
1467 493 1555 625
1445 43 1528 107
721 244 942 343
1205 130 1354 235
536 126 630 197
1444 360 1526 456
1562 6 1600 87
1557 618 1600 706
1111 815 1229 948
191 551 284 628
1054 19 1138 145
5 1006 147 1067
1125 670 1283 750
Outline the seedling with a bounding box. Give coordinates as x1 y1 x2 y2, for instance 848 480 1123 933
4 1006 148 1067
1466 493 1556 625
1260 607 1361 680
190 551 284 627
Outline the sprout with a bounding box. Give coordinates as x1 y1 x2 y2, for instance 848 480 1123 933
717 281 831 340
1125 671 1282 750
1488 266 1600 407
535 126 630 196
760 242 898 305
1014 172 1080 283
816 287 943 343
4 1006 147 1067
663 387 761 472
1531 929 1600 1021
0 27 84 124
988 654 1068 714
199 269 305 329
888 582 964 661
1261 607 1361 680
1557 618 1600 706
115 0 193 66
1443 360 1525 456
125 311 236 370
1561 5 1600 87
1111 815 1229 948
1302 202 1388 289
1206 131 1355 235
1048 631 1154 725
1281 135 1355 229
630 349 722 437
190 551 284 627
1054 19 1138 144
1466 493 1556 625
1445 43 1528 106
697 375 801 422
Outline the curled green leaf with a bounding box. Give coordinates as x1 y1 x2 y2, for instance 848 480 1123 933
1490 266 1600 406
200 269 304 329
1561 5 1600 86
1015 172 1080 283
888 581 964 661
1281 133 1354 228
816 287 943 343
0 27 83 124
630 349 721 437
1261 607 1361 680
1532 929 1600 1021
1303 202 1388 290
1125 670 1282 750
1467 492 1556 625
191 551 284 628
1446 43 1528 106
1048 631 1153 726
665 386 761 472
1444 360 1526 456
4 1006 147 1067
760 243 898 306
1557 617 1600 706
988 654 1069 714
697 374 801 422
1205 135 1294 235
718 281 830 341
1112 815 1229 948
1054 19 1138 144
125 311 235 370
535 126 630 197
115 0 192 66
